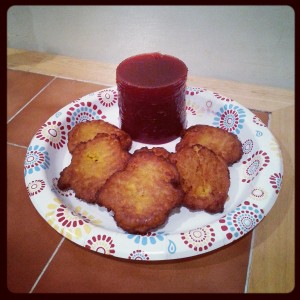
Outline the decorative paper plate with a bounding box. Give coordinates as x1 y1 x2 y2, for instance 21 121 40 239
24 86 283 261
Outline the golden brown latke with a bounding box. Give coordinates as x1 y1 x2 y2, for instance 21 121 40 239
170 144 230 214
67 120 132 153
97 150 184 234
134 146 171 160
176 124 243 165
57 133 130 203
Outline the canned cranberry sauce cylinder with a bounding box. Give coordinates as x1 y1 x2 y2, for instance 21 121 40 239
116 52 188 144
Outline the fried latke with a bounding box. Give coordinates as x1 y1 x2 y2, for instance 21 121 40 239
170 144 230 214
97 150 184 234
67 120 132 153
57 133 130 203
176 125 242 165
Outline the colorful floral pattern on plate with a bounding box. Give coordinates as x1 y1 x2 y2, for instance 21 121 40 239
24 86 283 261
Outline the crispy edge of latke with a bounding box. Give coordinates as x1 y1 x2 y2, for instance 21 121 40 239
67 119 132 153
177 124 243 165
133 146 171 160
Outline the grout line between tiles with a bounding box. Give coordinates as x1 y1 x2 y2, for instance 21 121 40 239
7 142 27 149
29 237 65 293
244 229 256 293
7 77 57 124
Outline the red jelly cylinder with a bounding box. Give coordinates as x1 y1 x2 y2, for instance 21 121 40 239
116 52 188 144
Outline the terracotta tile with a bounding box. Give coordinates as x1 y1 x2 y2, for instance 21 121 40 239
7 70 54 122
7 144 63 293
33 232 251 293
7 78 108 147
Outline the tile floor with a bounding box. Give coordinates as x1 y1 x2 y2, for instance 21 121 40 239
7 70 270 293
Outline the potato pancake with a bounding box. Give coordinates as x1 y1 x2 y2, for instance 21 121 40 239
176 125 242 165
67 120 132 153
97 150 183 234
57 133 130 203
171 144 230 213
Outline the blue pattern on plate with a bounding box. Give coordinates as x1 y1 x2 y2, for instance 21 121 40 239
24 145 50 176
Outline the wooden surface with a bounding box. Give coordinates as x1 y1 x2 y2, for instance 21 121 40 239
7 48 295 293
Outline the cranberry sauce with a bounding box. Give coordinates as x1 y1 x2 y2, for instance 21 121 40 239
116 53 188 144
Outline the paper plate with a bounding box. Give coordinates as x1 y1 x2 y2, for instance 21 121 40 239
24 86 283 261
